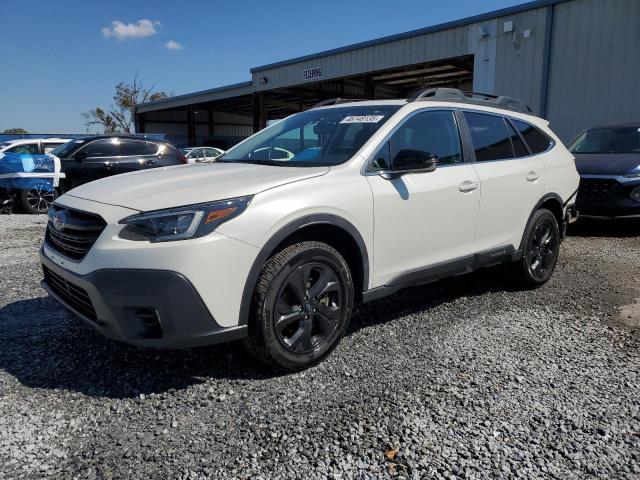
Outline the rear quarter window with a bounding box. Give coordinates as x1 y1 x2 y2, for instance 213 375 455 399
513 120 554 155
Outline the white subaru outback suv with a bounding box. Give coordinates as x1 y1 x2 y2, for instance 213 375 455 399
40 89 579 371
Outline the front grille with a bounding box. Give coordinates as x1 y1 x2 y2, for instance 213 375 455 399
578 178 620 201
45 205 106 261
43 266 97 321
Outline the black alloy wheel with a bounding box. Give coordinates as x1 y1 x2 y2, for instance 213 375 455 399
514 208 560 286
274 262 343 354
527 219 557 280
245 241 354 371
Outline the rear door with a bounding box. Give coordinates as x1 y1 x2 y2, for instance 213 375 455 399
461 111 546 252
114 139 156 174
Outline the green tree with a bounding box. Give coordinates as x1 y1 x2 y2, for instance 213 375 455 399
2 128 28 134
82 72 167 134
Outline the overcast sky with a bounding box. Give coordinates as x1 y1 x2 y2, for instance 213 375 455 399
0 0 523 133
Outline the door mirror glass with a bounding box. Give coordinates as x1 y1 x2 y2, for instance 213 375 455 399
74 151 88 161
393 149 438 172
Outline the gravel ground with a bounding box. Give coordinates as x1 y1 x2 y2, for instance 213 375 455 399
0 214 638 479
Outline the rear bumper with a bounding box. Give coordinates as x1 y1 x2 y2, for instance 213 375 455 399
40 249 247 348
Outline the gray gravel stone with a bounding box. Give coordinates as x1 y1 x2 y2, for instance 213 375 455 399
0 214 638 479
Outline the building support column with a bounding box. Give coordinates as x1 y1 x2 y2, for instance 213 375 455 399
135 113 145 134
364 75 375 99
207 107 214 139
186 105 196 145
252 92 266 133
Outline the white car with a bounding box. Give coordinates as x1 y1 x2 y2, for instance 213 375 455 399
40 89 579 371
0 138 71 156
183 146 225 164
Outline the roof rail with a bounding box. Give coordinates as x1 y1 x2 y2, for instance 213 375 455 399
407 88 532 114
311 98 367 109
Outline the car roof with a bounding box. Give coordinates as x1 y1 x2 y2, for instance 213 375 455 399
314 98 545 124
2 137 71 145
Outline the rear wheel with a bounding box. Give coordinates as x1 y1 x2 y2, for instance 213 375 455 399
244 241 354 371
18 186 57 214
513 208 560 287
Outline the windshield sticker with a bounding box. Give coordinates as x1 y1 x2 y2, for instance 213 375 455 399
340 115 385 124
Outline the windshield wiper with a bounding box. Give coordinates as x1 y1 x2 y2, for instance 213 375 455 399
217 159 291 166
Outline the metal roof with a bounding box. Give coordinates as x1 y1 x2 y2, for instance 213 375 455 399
250 0 571 72
137 81 253 113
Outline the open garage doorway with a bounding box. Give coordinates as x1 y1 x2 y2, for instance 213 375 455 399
253 55 474 127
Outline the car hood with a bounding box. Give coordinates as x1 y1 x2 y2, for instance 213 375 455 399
65 162 329 212
574 153 640 176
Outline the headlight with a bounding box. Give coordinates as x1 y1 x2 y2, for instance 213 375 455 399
625 172 640 178
119 196 251 242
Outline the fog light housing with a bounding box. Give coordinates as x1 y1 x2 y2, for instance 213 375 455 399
631 186 640 203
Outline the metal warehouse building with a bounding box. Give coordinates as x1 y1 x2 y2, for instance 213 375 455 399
135 0 640 148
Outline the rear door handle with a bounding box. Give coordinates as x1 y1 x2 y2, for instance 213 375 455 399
458 181 479 193
526 171 540 182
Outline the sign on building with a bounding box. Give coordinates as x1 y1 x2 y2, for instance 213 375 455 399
303 67 322 81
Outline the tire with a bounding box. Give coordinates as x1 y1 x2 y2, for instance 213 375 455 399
244 241 354 371
18 186 57 214
512 208 561 287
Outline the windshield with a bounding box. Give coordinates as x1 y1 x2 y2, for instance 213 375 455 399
50 139 83 157
569 127 640 154
221 105 401 167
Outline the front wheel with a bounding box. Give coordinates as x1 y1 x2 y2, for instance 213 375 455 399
512 208 560 287
244 241 354 371
18 186 57 214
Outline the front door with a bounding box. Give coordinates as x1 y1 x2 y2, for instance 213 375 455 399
366 109 481 287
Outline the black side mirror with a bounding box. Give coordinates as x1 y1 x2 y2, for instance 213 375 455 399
74 151 87 162
379 149 438 179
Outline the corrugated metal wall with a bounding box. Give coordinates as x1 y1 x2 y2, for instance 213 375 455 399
494 7 550 116
546 0 640 141
252 26 474 91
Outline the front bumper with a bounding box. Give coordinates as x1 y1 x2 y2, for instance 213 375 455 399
577 175 640 218
40 249 247 348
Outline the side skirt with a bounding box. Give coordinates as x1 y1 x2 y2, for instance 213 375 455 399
362 246 520 303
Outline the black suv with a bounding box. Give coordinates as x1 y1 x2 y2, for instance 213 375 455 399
569 122 640 218
52 136 187 192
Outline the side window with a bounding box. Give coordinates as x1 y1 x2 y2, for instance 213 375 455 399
7 143 39 155
512 120 554 154
505 120 529 157
388 110 463 166
43 143 61 153
119 140 153 156
464 111 514 162
82 139 118 157
371 142 391 170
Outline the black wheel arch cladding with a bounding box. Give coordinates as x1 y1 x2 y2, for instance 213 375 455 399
239 214 369 326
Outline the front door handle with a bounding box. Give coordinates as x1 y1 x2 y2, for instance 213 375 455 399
526 171 540 182
458 181 479 193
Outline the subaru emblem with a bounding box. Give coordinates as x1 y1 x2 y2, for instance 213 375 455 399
53 210 67 231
